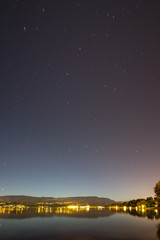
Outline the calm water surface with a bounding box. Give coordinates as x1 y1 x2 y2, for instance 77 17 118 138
0 207 160 240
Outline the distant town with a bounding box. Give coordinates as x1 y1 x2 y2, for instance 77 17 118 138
0 181 160 215
0 195 159 211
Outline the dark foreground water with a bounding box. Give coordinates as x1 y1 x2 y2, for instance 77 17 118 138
0 207 160 240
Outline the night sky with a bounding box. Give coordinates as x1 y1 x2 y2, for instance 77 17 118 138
0 0 160 201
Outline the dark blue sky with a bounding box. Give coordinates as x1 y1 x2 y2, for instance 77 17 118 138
0 0 160 201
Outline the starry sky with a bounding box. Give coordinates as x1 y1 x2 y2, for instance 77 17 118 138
0 0 160 201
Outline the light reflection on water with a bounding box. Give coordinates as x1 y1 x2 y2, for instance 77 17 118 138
0 207 160 240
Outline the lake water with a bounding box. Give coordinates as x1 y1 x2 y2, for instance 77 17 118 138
0 207 160 240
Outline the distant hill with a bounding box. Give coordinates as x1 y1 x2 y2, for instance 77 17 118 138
0 195 116 206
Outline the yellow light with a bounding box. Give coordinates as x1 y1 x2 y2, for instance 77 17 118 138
67 205 78 209
97 206 103 210
142 208 145 213
123 206 126 211
59 207 63 213
45 208 49 213
155 209 158 214
115 206 119 211
86 206 90 212
80 205 90 210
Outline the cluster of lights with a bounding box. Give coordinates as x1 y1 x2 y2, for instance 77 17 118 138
109 205 148 212
67 205 91 212
0 204 159 216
